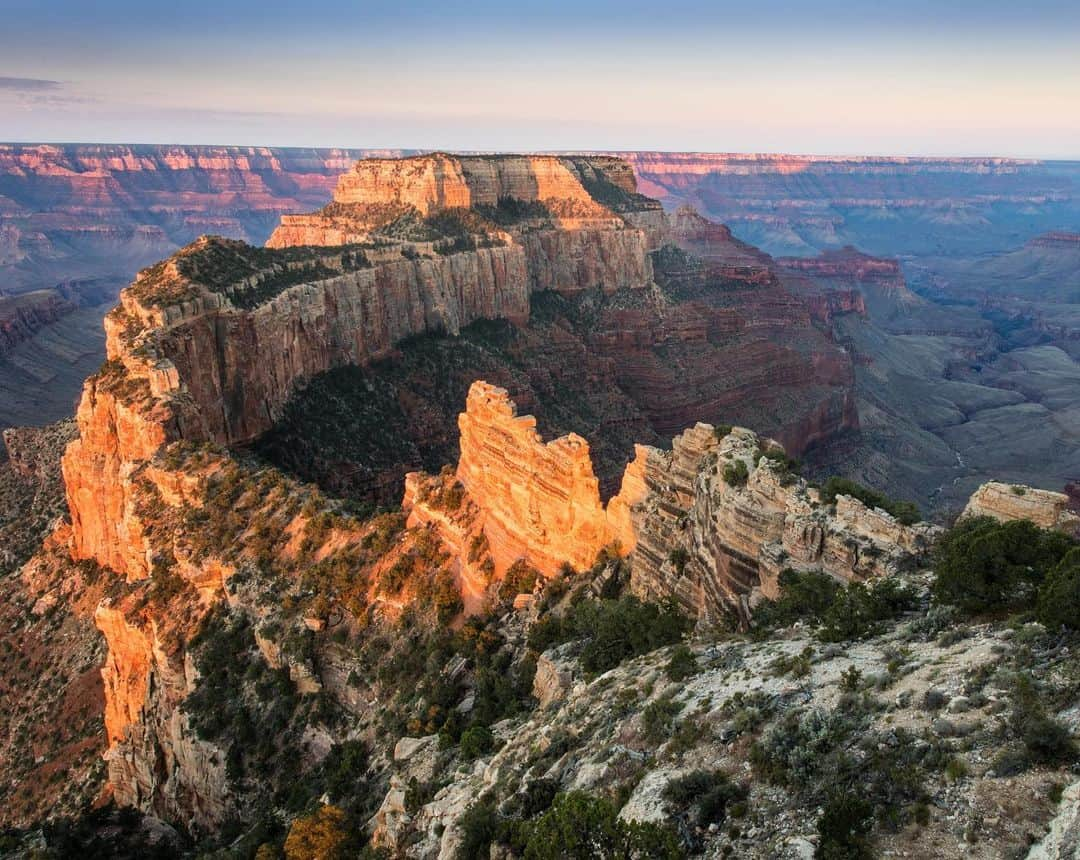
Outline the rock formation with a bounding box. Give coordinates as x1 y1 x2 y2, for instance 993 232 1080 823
620 423 938 622
962 481 1080 536
406 381 934 622
42 153 919 837
437 381 614 576
58 154 664 580
267 153 657 296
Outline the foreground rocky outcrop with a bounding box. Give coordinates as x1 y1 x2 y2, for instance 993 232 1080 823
373 585 1078 860
623 423 938 623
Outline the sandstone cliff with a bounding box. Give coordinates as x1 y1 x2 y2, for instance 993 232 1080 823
619 423 938 622
59 154 664 580
962 481 1080 536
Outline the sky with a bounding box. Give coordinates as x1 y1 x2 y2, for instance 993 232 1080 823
1 0 1078 158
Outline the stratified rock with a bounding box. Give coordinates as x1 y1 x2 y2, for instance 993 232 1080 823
451 381 612 577
625 424 938 623
95 604 234 833
408 382 933 623
962 482 1080 536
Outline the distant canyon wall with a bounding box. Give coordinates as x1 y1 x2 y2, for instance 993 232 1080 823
608 151 1080 257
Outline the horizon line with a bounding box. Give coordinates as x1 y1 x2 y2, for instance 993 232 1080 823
1 140 1078 164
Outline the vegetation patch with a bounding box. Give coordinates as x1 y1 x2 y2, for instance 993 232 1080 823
527 595 689 675
754 569 917 641
932 516 1076 620
819 476 921 525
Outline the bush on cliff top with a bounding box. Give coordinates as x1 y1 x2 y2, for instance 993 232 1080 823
932 516 1075 616
753 569 917 642
527 595 689 674
819 476 921 525
1035 547 1080 630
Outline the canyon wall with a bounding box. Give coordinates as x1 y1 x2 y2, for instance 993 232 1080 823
609 151 1080 258
0 144 394 300
60 154 657 580
0 144 394 429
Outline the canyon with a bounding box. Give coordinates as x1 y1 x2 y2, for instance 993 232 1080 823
1 155 915 836
1 149 1078 857
613 152 1080 259
5 146 1080 521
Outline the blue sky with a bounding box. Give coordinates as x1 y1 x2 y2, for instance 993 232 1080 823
1 0 1078 157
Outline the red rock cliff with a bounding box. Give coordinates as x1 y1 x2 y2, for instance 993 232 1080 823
60 154 659 581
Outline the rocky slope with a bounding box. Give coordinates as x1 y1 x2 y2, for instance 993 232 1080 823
374 588 1078 860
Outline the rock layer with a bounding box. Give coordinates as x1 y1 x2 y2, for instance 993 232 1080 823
962 481 1080 536
404 382 634 579
625 424 938 622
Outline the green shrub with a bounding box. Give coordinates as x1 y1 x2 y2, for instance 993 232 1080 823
321 740 369 801
456 800 500 859
460 725 496 760
820 477 920 525
513 791 683 860
663 770 746 826
642 694 684 743
723 460 749 487
755 569 840 629
527 596 689 675
757 444 800 476
665 645 698 682
839 666 863 693
755 570 915 641
668 547 690 576
1006 674 1077 769
933 517 1075 614
750 707 867 788
816 793 874 859
1036 548 1080 630
500 559 540 602
944 757 968 781
504 778 560 820
819 578 918 642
